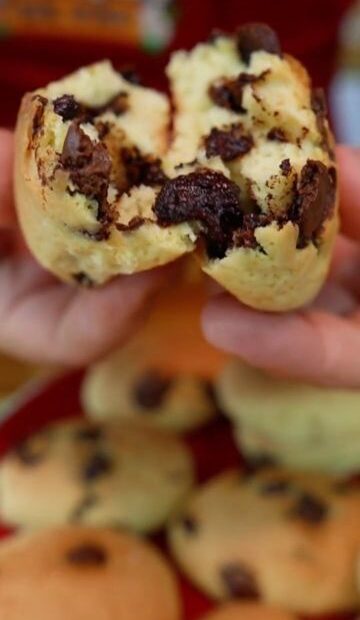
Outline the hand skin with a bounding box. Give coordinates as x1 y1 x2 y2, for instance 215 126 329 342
0 129 169 366
203 146 360 388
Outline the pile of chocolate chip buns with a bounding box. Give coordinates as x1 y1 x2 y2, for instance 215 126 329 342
2 21 358 620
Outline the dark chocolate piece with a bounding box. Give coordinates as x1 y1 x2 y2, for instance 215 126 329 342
232 212 272 250
75 426 103 441
14 440 45 466
290 492 328 523
311 88 334 158
221 563 259 598
116 216 146 232
66 543 107 566
259 478 291 495
32 95 48 137
120 66 142 85
204 125 254 161
82 452 113 481
154 169 244 259
279 158 292 177
236 23 282 64
244 454 277 475
292 160 336 248
72 272 94 287
121 147 168 188
267 128 288 142
209 73 265 114
54 95 81 121
132 369 173 409
60 122 111 209
180 515 198 534
71 494 98 522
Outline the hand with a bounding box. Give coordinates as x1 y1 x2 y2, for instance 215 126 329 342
0 129 168 366
203 146 360 388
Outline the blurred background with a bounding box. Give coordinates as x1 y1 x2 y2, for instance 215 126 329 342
0 0 358 408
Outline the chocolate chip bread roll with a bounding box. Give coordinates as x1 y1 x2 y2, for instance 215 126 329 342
14 61 195 285
158 24 338 310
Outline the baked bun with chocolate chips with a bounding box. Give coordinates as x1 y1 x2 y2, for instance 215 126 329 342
158 23 338 311
0 526 181 620
168 468 360 614
14 61 195 285
15 26 338 311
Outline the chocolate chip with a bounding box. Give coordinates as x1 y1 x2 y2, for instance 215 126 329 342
236 23 282 65
66 543 107 566
75 426 103 441
244 454 277 475
31 95 48 136
180 515 198 534
204 125 254 161
311 88 334 158
232 211 272 250
291 160 336 248
53 95 81 121
120 66 142 85
105 92 129 116
259 478 291 495
60 122 111 210
72 272 94 287
121 147 168 188
71 494 98 522
279 158 292 177
221 563 259 598
267 128 288 142
290 492 328 523
82 452 113 481
209 73 265 114
132 369 173 409
14 440 45 466
154 169 244 259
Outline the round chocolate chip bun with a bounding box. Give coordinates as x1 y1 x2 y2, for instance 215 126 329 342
217 359 360 475
0 526 181 620
0 418 194 532
15 25 338 310
168 468 360 614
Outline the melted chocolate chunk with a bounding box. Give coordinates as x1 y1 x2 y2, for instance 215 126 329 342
76 426 103 441
279 158 292 177
209 73 264 114
60 122 111 214
267 128 288 142
180 515 198 534
154 169 244 259
232 212 272 250
221 563 259 598
244 454 277 475
259 478 291 495
14 440 45 466
73 272 94 287
204 125 254 161
311 88 334 158
133 369 173 409
82 452 113 481
291 160 336 248
121 147 168 188
32 95 48 136
236 23 282 65
54 95 81 121
71 494 98 522
66 543 107 566
290 492 328 523
120 66 142 85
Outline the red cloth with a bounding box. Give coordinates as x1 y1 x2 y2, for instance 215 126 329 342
0 0 353 127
